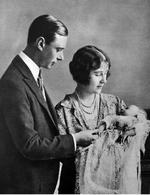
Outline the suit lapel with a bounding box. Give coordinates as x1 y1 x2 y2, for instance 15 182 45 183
14 55 57 128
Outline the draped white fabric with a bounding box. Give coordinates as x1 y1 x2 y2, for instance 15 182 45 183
78 121 150 194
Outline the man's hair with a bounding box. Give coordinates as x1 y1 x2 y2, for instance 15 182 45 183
27 14 68 45
69 45 111 85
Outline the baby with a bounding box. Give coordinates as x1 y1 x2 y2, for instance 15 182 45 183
99 105 147 142
80 105 149 194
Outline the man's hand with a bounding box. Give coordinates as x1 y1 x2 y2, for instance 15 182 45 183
74 129 99 147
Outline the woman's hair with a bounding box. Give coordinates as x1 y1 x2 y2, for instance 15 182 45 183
27 14 68 45
69 45 111 85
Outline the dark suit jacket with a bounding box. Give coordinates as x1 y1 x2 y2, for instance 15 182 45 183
0 55 75 193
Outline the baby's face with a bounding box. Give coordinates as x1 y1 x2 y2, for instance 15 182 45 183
124 105 139 116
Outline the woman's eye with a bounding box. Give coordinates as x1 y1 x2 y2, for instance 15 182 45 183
95 74 101 76
95 73 107 76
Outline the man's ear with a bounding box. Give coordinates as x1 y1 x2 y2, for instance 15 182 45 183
36 37 45 51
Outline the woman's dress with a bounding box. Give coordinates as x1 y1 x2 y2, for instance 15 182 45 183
56 92 150 194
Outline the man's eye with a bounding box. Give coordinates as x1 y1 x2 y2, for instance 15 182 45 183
56 48 62 52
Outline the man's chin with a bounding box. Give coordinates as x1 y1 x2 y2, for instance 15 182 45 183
47 65 52 69
96 88 102 94
47 63 54 69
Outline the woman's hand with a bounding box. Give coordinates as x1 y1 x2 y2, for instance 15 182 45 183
122 127 136 142
124 127 136 137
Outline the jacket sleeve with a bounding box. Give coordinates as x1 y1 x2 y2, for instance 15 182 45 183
1 80 75 160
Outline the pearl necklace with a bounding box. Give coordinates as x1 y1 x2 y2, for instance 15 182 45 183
79 94 96 108
76 92 97 115
75 91 99 129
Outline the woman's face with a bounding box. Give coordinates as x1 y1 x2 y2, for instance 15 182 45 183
84 61 109 94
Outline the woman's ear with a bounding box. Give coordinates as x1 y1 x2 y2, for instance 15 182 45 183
36 37 45 51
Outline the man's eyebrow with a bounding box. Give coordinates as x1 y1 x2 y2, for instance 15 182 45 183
56 47 64 50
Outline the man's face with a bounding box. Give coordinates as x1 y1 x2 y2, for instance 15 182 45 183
40 34 68 69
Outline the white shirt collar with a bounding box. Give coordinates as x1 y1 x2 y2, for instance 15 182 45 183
19 51 40 82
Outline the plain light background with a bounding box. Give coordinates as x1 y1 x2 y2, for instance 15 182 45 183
0 0 150 108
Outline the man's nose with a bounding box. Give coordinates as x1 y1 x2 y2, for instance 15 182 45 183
57 51 64 61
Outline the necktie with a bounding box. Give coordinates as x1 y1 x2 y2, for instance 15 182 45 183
37 69 46 101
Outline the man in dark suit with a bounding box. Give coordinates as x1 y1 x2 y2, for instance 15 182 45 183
0 14 98 193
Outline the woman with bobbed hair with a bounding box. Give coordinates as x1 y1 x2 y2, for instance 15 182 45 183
69 45 111 85
55 45 149 194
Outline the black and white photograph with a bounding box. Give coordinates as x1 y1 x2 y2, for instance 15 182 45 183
0 0 150 194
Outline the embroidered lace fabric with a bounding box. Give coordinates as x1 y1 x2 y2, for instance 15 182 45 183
56 93 150 194
77 121 150 194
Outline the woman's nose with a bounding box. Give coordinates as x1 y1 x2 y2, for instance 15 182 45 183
101 74 107 83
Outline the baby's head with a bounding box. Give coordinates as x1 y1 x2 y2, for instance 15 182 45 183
124 105 147 121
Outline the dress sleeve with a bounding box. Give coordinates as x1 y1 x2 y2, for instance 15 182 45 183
116 96 128 115
55 104 68 135
55 104 77 151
